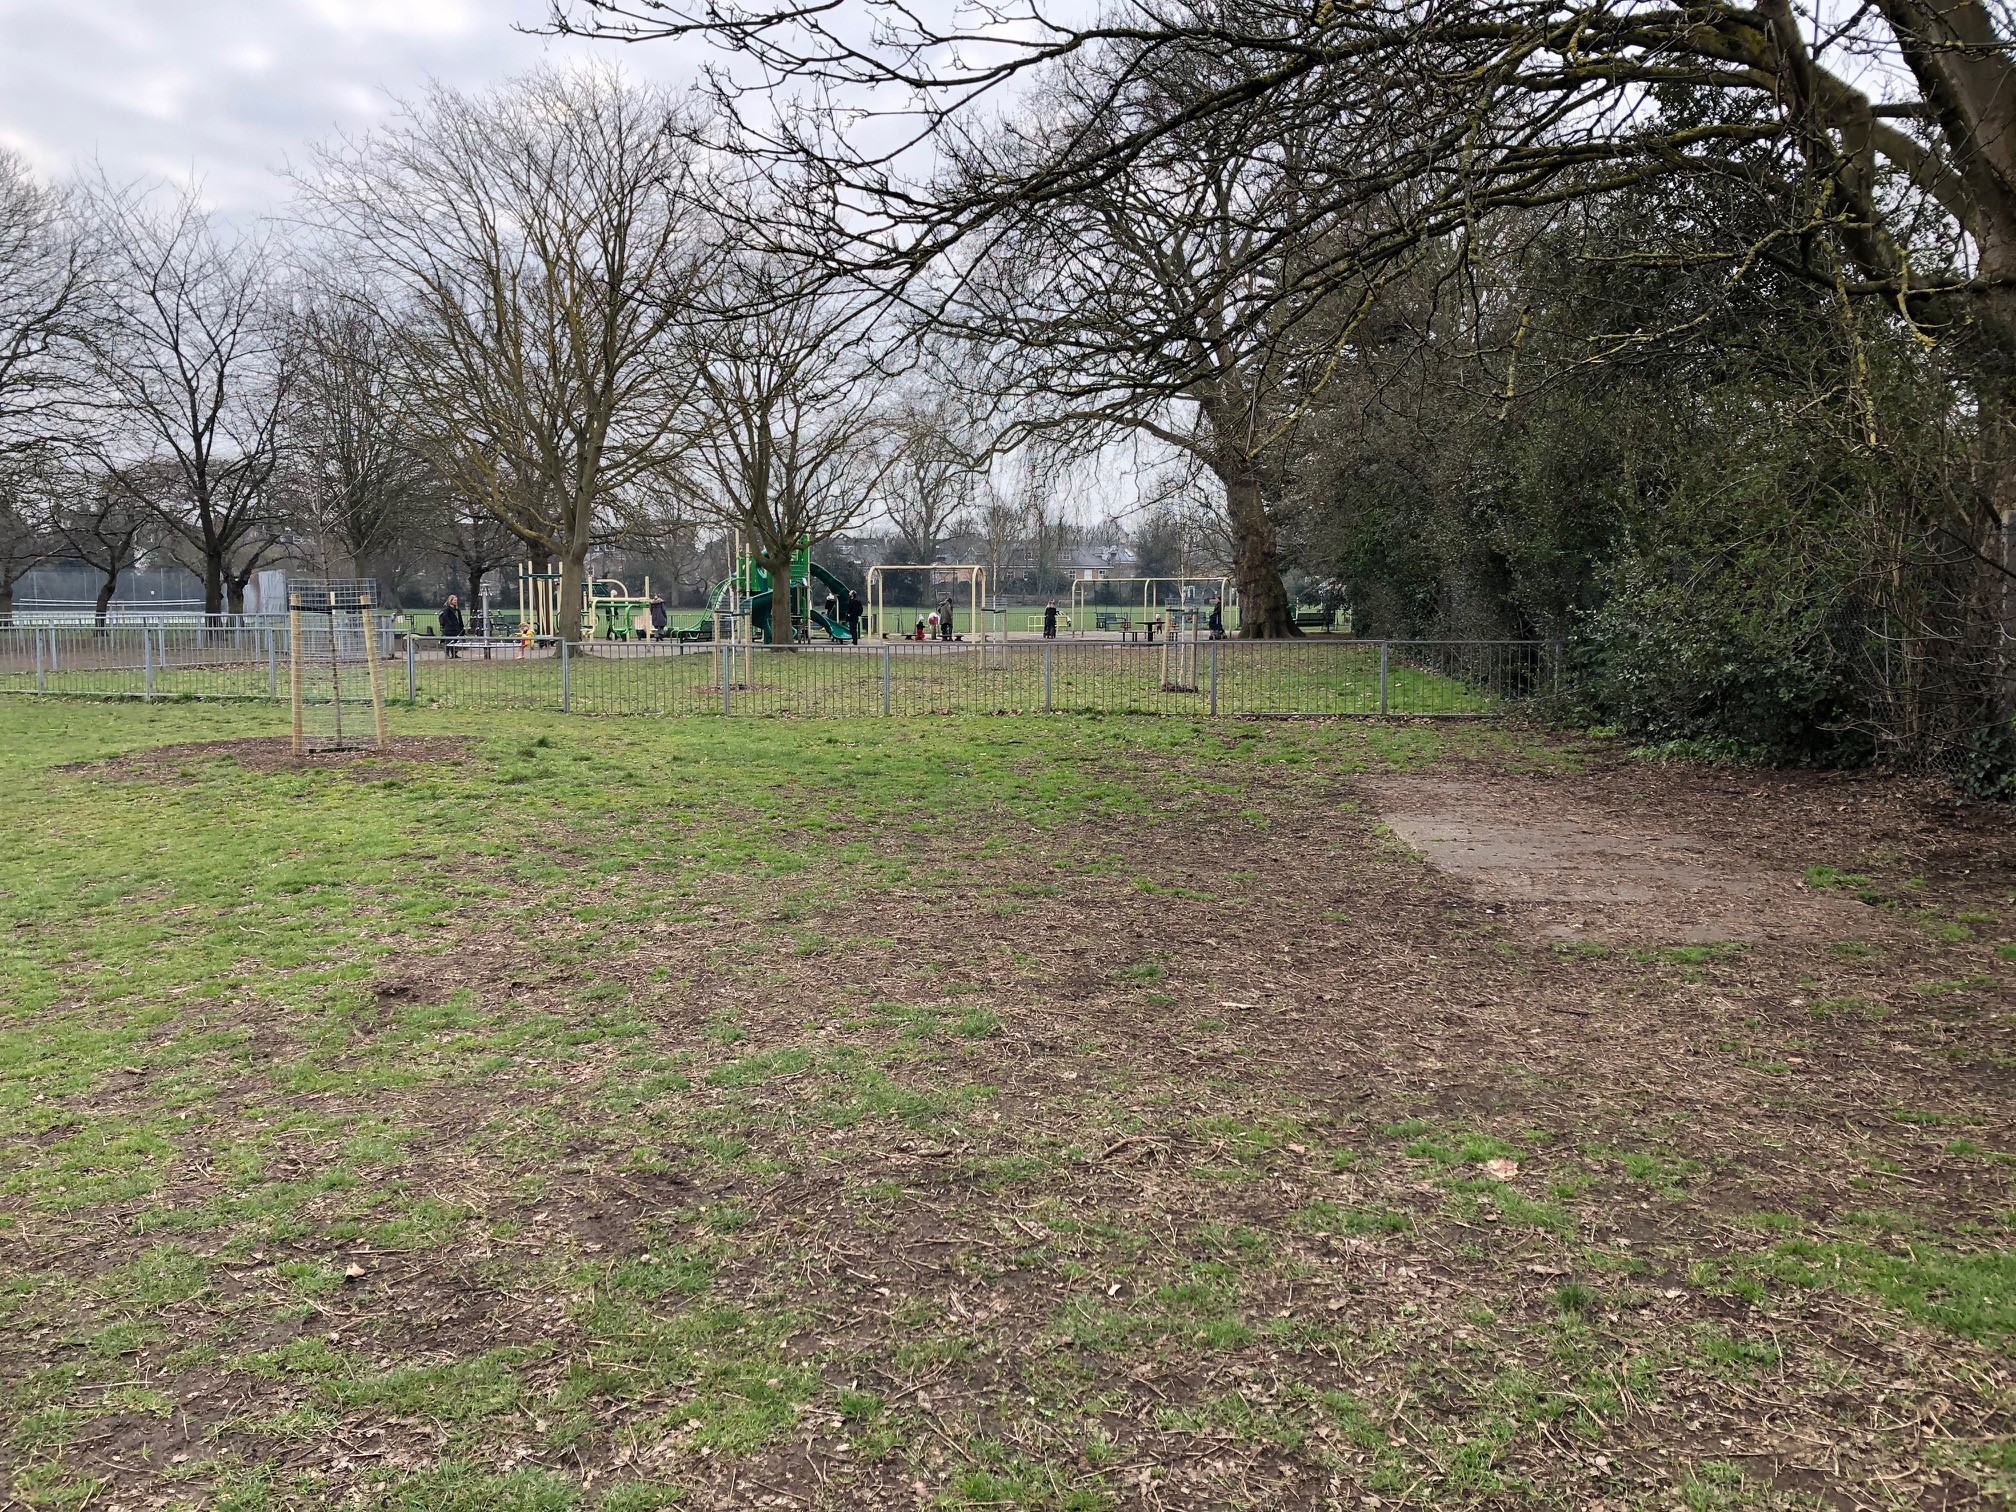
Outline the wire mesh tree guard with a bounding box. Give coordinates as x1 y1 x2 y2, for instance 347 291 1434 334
287 581 389 755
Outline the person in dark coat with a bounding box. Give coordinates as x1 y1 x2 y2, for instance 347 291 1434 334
1043 601 1059 638
1207 597 1225 640
440 594 466 658
938 595 956 640
843 589 864 642
650 594 668 640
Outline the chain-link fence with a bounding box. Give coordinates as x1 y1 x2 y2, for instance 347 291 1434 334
0 625 1557 718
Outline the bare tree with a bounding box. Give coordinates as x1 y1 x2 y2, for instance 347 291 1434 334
51 465 152 627
288 294 436 584
86 179 294 619
877 390 982 606
0 149 92 455
302 68 709 640
677 253 893 644
554 0 2016 653
0 454 54 624
432 487 520 629
922 54 1340 634
973 480 1025 595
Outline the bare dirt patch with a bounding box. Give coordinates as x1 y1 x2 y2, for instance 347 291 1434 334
70 734 478 780
1366 771 1872 943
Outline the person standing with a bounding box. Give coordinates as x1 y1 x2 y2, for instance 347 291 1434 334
1207 597 1225 640
938 595 956 640
1043 601 1059 638
844 589 864 643
440 594 466 659
649 594 668 641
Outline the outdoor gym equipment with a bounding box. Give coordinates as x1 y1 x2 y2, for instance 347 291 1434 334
517 562 663 640
865 563 985 639
587 577 658 640
1068 576 1233 635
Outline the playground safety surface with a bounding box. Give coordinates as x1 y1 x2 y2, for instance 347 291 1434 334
4 707 2015 1512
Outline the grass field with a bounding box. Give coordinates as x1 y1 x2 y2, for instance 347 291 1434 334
2 701 2013 1511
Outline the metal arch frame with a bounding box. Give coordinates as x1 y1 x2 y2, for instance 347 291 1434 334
1067 575 1232 636
866 563 987 640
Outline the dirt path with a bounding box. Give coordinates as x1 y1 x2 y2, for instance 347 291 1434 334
1366 772 1872 943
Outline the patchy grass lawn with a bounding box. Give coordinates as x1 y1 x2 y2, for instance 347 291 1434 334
0 699 2013 1511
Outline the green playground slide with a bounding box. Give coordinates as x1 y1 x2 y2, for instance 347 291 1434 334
709 557 857 643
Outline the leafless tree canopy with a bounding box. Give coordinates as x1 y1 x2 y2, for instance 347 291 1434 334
300 67 713 639
85 180 294 619
0 148 91 456
676 251 895 642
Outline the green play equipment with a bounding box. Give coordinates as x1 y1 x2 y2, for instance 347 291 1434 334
709 537 856 643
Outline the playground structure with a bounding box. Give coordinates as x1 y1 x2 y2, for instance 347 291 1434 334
287 580 388 756
517 563 664 641
710 536 857 645
1068 576 1233 636
866 563 986 639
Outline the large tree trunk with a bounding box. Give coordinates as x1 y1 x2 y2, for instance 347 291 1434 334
0 578 14 627
1220 471 1298 639
1975 294 2016 721
203 549 226 624
557 483 597 642
468 566 486 633
758 544 797 645
94 568 116 630
556 553 586 643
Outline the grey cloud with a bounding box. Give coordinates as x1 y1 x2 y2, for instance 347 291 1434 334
0 0 697 209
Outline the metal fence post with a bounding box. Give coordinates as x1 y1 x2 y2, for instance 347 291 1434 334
143 626 154 701
34 627 45 692
882 646 892 715
405 632 417 702
1043 642 1053 711
721 638 732 716
267 628 278 700
1378 641 1390 715
46 627 57 675
1208 641 1219 716
560 635 571 712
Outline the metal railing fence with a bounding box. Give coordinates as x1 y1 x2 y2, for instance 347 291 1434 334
0 625 1557 719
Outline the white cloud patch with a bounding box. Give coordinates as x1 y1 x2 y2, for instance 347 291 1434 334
0 0 698 210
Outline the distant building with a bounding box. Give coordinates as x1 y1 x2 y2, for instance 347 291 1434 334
1059 547 1140 581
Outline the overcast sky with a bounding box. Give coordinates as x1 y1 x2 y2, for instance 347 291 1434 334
0 0 698 210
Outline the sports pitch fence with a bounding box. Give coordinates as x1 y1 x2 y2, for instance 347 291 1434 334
0 625 1558 719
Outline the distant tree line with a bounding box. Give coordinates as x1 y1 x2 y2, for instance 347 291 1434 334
1 70 1208 641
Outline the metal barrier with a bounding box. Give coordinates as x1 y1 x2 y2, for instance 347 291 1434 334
0 626 1558 718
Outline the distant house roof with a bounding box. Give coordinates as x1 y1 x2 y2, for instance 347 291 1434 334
1060 548 1139 579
